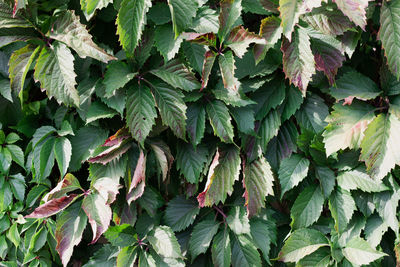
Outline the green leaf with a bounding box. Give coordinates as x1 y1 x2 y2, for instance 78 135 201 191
254 16 282 63
164 195 200 232
49 10 116 63
82 192 112 244
360 113 400 180
168 0 198 37
154 24 183 61
197 146 241 207
151 81 187 139
243 156 274 217
211 229 231 267
278 154 310 198
37 137 56 180
281 26 315 92
126 85 157 145
116 0 152 54
337 167 389 193
150 59 200 91
34 42 79 107
0 178 12 212
55 202 87 267
80 0 113 20
227 206 250 235
206 100 234 143
7 223 20 248
374 190 400 236
53 137 72 177
8 173 25 201
0 1 31 28
225 26 265 58
250 218 276 264
365 214 388 248
323 101 375 157
29 226 48 252
231 234 261 267
176 142 208 184
189 220 220 260
259 110 281 151
329 70 380 102
103 61 136 97
278 228 329 263
295 94 329 133
9 44 40 94
200 50 217 89
342 237 386 265
148 226 182 258
104 224 136 247
218 50 240 92
315 166 335 198
0 78 11 102
290 185 324 229
279 0 303 41
86 101 117 124
192 6 219 33
7 144 24 168
149 140 173 182
137 186 164 217
230 106 255 135
297 247 331 267
117 246 138 267
329 187 356 233
252 78 285 120
186 102 206 146
218 0 242 42
333 0 370 29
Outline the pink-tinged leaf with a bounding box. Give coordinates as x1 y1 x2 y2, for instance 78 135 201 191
13 0 26 17
127 150 146 204
254 16 282 63
102 128 131 147
333 0 371 30
225 26 266 58
88 138 132 165
312 41 345 85
201 50 217 90
260 0 279 13
343 96 355 105
281 27 315 93
55 202 87 267
149 140 174 182
218 50 240 92
243 156 274 217
92 177 121 205
197 146 241 207
43 173 83 202
182 32 217 47
25 194 80 218
218 0 242 43
82 192 112 244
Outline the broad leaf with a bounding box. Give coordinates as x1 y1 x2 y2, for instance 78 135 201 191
211 229 231 267
329 187 356 233
49 10 116 63
279 0 303 41
25 194 80 218
278 154 310 198
168 0 197 37
34 42 79 107
218 0 242 43
197 146 241 207
189 220 220 260
176 142 208 184
116 0 152 54
80 0 112 20
154 23 183 61
250 218 276 264
295 94 329 133
149 140 173 182
54 137 72 177
291 185 324 229
337 168 389 193
44 173 82 201
243 156 274 217
333 0 370 29
231 234 261 267
278 228 329 263
365 214 388 248
186 102 206 146
218 50 240 91
374 190 400 235
226 206 250 235
206 100 234 143
342 237 386 265
148 226 182 258
225 26 265 58
254 16 282 63
0 1 31 28
126 85 157 145
92 177 121 205
164 195 200 232
116 245 138 267
360 113 400 180
103 61 135 97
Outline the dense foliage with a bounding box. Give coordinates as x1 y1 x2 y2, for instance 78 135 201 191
1 0 400 266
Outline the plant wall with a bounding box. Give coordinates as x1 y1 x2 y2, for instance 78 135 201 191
1 0 400 266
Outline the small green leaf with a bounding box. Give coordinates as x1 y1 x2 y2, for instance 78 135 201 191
154 24 183 61
54 137 72 177
164 195 200 232
168 0 198 37
231 234 261 267
206 100 234 143
189 220 220 260
329 187 356 233
211 229 231 267
278 154 310 198
116 246 138 267
103 61 136 97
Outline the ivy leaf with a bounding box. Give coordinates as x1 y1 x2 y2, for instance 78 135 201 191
150 59 200 91
279 0 303 41
278 154 310 198
80 0 112 20
360 113 400 180
168 0 197 37
380 0 400 79
329 187 356 233
25 194 80 218
201 50 217 89
329 70 381 102
206 100 234 143
8 44 40 94
103 61 135 97
154 24 183 61
231 234 262 267
243 156 274 217
82 192 112 244
54 137 72 177
126 85 157 146
211 229 231 267
176 142 208 184
49 10 116 63
333 0 371 29
197 146 241 207
342 237 387 265
116 0 152 54
323 101 375 157
164 195 200 232
281 27 315 93
218 0 242 43
151 81 187 139
126 149 146 204
189 220 220 260
34 42 79 107
186 102 206 146
290 185 324 229
225 26 266 58
218 50 240 92
148 226 182 259
337 167 389 193
278 228 329 263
